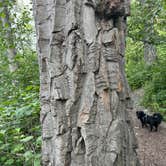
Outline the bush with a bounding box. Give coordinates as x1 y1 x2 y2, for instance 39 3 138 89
126 40 166 120
0 50 41 166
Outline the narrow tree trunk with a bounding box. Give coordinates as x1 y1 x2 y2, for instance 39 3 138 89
144 42 157 65
143 18 157 65
33 0 139 165
0 1 17 72
139 0 157 65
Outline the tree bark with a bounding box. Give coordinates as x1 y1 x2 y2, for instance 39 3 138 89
144 42 157 65
0 0 18 72
139 0 157 65
33 0 139 165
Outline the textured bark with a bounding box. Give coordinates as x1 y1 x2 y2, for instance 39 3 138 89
139 0 157 65
0 0 17 72
144 42 157 65
33 0 139 165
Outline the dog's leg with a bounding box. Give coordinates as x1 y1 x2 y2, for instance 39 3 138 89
142 123 144 128
155 125 158 132
150 125 153 131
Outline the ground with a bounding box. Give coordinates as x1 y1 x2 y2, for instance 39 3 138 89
129 89 166 166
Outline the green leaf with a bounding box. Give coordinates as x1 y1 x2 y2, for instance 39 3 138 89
12 144 24 153
16 105 33 118
4 23 9 28
0 129 6 134
20 136 33 143
36 136 42 145
25 85 34 91
4 159 14 165
23 151 33 161
34 157 41 166
0 12 5 18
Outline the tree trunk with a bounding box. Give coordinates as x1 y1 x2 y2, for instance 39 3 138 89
0 0 17 72
144 42 157 65
33 0 139 165
139 0 157 65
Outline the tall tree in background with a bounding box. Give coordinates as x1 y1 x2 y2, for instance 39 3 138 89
0 0 17 72
128 0 165 65
140 0 157 65
33 0 139 165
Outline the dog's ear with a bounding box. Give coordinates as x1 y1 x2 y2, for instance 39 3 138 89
136 111 139 116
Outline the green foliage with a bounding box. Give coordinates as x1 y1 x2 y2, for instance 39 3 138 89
142 53 166 112
126 62 150 90
126 38 155 90
126 38 144 89
128 0 166 45
0 1 41 166
0 52 41 165
126 0 166 118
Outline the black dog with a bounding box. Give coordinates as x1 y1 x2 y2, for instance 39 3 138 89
146 113 163 131
136 111 163 131
136 111 148 128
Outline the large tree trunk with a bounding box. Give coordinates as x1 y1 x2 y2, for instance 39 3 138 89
33 0 139 165
0 0 17 72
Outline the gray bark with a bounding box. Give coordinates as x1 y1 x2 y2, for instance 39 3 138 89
0 0 17 72
139 0 157 65
33 0 140 165
144 42 157 65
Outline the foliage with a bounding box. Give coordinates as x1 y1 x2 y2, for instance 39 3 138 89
0 0 33 50
0 1 41 165
126 0 166 118
128 0 166 45
126 38 146 89
0 51 41 166
141 48 166 119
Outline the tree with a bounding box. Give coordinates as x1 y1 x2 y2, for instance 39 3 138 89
33 0 140 165
128 0 165 65
0 0 18 72
140 0 157 65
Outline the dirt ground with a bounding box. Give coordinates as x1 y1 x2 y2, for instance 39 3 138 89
129 89 166 166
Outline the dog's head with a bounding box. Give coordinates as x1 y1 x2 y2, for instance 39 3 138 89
136 111 145 119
